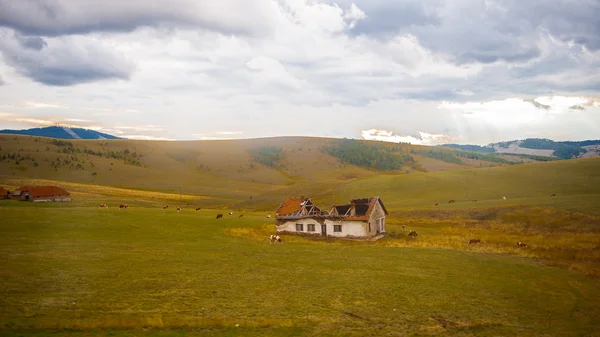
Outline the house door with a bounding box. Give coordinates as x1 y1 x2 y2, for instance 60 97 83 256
321 224 327 236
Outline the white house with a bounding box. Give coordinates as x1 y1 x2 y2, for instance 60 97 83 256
275 196 388 238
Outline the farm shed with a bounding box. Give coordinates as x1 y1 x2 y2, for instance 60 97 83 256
275 196 388 238
0 187 10 199
11 186 71 202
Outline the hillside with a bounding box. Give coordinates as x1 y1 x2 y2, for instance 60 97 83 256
0 135 530 197
441 138 600 160
0 126 121 140
1 134 599 215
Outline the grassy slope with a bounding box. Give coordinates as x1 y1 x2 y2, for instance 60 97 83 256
241 156 600 214
0 135 518 195
0 206 599 336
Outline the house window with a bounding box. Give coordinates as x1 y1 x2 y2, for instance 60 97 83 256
296 223 304 231
307 224 315 232
334 225 342 232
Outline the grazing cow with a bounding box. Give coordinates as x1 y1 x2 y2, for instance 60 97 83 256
269 235 283 244
228 212 234 216
448 200 456 204
434 203 439 207
216 213 223 219
502 196 507 200
119 204 128 209
515 241 528 248
99 203 108 208
196 207 201 211
163 205 168 209
267 215 271 218
238 214 244 218
408 231 418 238
401 225 406 231
550 193 556 197
177 207 181 213
468 239 481 244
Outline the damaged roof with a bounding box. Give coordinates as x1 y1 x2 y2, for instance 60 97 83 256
276 196 310 216
276 196 388 221
329 196 388 221
276 196 326 219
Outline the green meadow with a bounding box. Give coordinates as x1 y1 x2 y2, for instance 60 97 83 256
1 136 600 336
1 204 599 336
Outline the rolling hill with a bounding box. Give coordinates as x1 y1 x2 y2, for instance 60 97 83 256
1 134 599 214
441 138 600 159
0 126 121 140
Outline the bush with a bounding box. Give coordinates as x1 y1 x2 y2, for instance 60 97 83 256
249 146 283 168
322 138 412 170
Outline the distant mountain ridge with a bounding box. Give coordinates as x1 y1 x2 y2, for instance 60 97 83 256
0 126 122 140
441 138 600 159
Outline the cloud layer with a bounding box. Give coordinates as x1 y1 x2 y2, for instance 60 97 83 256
0 0 598 143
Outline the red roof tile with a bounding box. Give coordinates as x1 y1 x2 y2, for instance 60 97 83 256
15 186 70 197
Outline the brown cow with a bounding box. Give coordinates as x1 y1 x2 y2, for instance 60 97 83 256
163 205 168 209
216 213 223 219
550 193 556 197
401 225 406 231
119 204 128 209
434 202 439 207
468 239 481 244
195 207 201 211
177 207 181 213
408 231 418 238
238 214 244 218
99 203 108 208
515 241 528 248
448 200 456 204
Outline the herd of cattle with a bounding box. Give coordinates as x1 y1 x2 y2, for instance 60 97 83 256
98 200 535 248
434 193 557 207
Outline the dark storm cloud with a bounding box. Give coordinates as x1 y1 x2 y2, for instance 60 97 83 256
0 0 273 37
0 32 134 86
15 34 47 50
341 0 600 65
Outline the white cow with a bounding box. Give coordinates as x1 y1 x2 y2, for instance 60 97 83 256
269 235 283 244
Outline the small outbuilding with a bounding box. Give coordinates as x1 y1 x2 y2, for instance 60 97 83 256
11 186 71 202
0 187 10 200
275 196 388 238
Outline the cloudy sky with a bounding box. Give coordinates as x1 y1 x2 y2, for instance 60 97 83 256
0 0 598 144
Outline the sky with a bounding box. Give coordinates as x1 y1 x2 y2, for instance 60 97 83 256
0 0 598 145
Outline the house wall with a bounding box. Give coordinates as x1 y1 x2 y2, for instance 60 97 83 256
324 219 367 237
277 218 369 237
30 195 71 202
367 202 386 235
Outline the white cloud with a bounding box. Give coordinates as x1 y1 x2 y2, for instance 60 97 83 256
0 0 598 144
361 128 456 145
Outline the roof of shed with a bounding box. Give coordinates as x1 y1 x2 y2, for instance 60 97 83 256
0 186 9 195
15 186 70 197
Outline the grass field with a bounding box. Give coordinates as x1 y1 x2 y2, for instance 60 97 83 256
1 136 600 336
1 205 599 337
